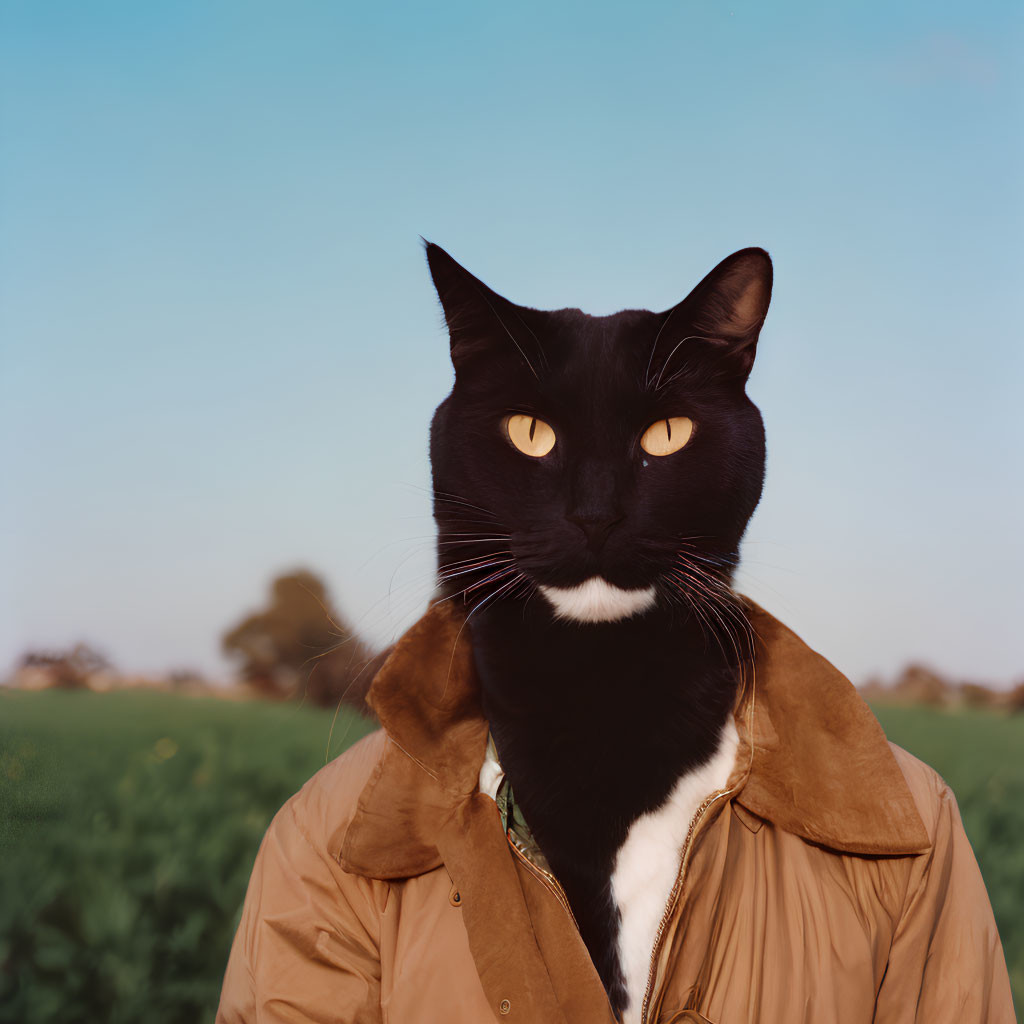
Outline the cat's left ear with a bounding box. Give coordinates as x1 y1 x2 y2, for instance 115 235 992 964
650 247 773 386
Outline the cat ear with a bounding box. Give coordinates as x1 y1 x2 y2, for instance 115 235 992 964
649 247 773 386
424 241 541 378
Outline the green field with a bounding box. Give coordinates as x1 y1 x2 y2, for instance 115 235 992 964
0 690 376 1023
0 691 1020 1021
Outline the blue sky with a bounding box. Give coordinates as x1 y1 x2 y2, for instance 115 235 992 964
2 0 1021 686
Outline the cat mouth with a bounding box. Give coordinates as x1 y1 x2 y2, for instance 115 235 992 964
538 577 657 624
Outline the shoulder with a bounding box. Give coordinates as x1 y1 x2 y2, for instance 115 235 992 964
887 742 960 845
878 743 1015 1020
274 728 389 859
219 732 393 1022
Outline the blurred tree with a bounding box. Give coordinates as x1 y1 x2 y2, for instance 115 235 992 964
889 664 951 707
1008 681 1024 714
960 682 996 709
16 644 112 690
222 570 379 710
167 668 208 691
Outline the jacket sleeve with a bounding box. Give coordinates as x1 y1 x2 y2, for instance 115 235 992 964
217 799 385 1024
873 775 1015 1023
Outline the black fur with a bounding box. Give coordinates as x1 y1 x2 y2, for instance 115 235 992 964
425 242 772 1013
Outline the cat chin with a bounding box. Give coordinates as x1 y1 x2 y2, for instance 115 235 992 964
538 577 657 624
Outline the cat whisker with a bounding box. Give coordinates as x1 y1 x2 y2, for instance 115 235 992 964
477 293 541 380
688 579 757 679
435 528 511 537
354 533 446 572
665 553 755 675
400 484 498 514
433 496 499 517
436 535 513 545
463 565 519 596
466 570 530 616
435 508 505 520
507 306 549 372
666 571 724 658
438 559 515 584
695 592 746 669
440 569 531 701
644 305 681 388
438 552 514 571
435 526 510 536
644 321 720 390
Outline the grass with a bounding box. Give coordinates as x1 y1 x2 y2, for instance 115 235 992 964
0 690 1019 1020
0 689 374 1024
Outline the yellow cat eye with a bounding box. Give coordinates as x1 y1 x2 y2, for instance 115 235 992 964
505 414 556 458
640 416 694 457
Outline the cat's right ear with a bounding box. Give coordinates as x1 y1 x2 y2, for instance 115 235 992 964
424 241 540 378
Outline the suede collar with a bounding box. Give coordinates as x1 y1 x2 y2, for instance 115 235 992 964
339 598 929 878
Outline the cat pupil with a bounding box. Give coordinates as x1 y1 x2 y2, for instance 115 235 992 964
529 417 537 442
665 418 672 441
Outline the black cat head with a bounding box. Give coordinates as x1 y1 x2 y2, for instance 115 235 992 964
426 242 772 624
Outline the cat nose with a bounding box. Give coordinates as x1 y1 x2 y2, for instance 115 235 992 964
566 513 624 553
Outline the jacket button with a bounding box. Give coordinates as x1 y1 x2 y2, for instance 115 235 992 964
499 999 511 1014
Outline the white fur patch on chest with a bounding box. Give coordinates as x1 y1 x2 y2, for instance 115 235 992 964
612 719 739 1024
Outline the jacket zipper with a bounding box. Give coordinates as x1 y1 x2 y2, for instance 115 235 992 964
496 735 750 1023
640 661 758 1024
639 785 738 1024
506 832 580 929
507 793 737 1024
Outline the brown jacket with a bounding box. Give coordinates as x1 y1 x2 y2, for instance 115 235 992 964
217 601 1015 1023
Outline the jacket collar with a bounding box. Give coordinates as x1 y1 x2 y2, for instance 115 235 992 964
339 597 929 876
730 604 929 855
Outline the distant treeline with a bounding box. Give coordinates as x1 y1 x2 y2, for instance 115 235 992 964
7 570 386 713
8 576 1022 716
861 663 1024 713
